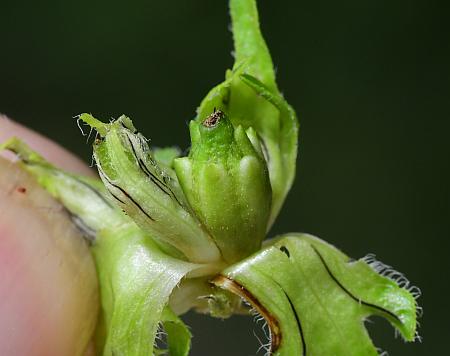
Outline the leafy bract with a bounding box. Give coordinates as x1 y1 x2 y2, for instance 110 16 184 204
214 234 419 355
93 224 198 356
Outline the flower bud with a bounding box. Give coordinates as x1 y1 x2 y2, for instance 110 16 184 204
174 110 271 263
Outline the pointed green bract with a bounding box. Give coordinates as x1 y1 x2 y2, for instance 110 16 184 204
214 233 419 355
174 111 272 263
79 114 224 265
195 0 299 229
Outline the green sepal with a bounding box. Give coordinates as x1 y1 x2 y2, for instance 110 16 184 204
79 113 223 265
213 233 419 355
174 111 272 263
195 0 299 229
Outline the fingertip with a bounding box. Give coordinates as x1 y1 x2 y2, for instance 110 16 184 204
0 158 99 356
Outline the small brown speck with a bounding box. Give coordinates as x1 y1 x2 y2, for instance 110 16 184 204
17 186 27 194
203 110 224 128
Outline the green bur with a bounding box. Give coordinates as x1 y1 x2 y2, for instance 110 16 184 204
0 0 421 354
174 110 271 263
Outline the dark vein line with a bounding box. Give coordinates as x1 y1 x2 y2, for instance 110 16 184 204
258 134 270 163
120 121 137 134
138 159 172 197
100 169 155 222
310 245 401 323
138 159 179 204
110 182 155 221
270 277 306 355
280 246 290 258
138 137 156 166
284 292 306 356
72 176 114 208
63 208 96 243
126 136 174 196
109 191 125 204
126 135 184 208
128 138 164 191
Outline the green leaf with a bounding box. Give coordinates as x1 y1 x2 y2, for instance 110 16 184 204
213 233 420 355
194 0 299 229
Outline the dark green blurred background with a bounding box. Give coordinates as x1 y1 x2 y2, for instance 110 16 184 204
1 0 448 355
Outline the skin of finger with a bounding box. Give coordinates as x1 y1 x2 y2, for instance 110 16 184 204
0 157 99 356
0 114 94 176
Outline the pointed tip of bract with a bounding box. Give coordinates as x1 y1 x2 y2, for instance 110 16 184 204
78 114 139 142
0 136 48 166
78 113 109 137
